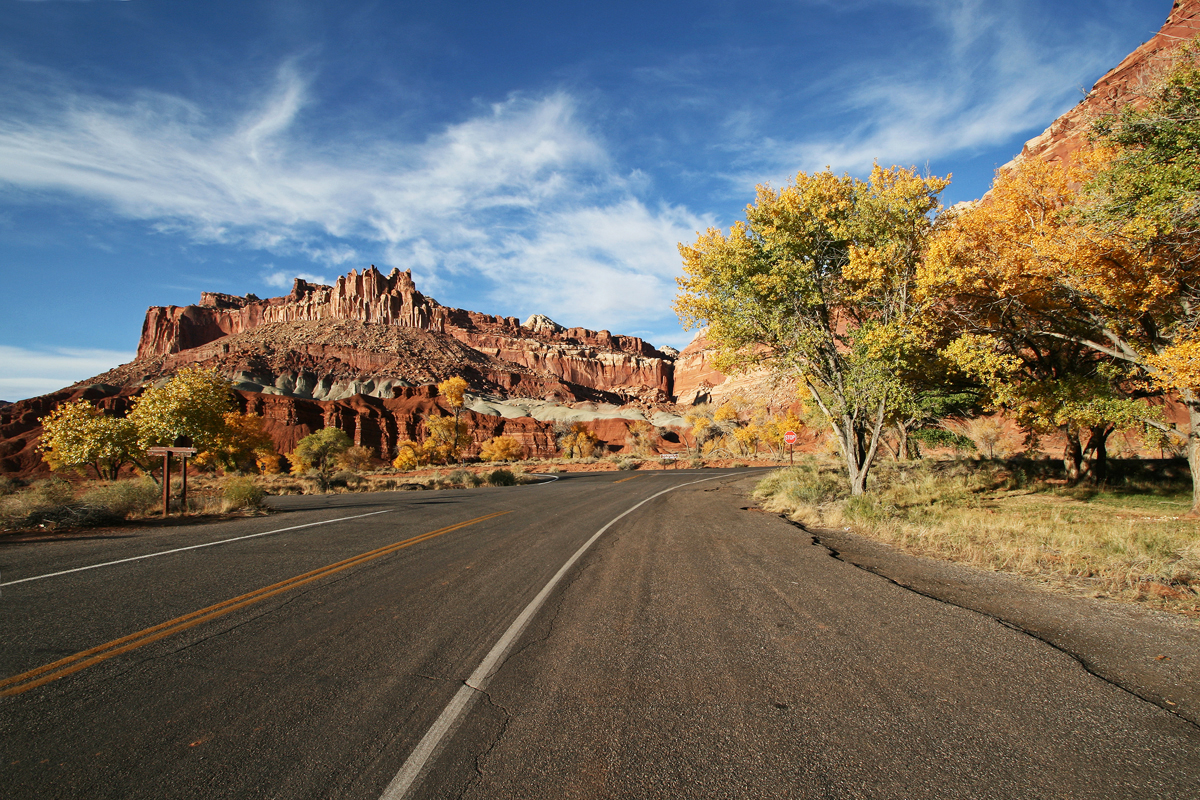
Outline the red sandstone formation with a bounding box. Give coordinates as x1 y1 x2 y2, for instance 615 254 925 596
672 334 727 406
138 266 674 403
0 381 676 479
1 267 688 478
1008 0 1200 168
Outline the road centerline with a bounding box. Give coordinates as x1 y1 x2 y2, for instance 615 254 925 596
0 511 510 697
1 509 396 588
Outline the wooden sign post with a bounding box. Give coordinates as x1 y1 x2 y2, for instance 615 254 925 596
146 439 198 518
784 430 798 466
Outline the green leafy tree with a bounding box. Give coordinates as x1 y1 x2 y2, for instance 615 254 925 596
291 427 353 489
676 164 949 494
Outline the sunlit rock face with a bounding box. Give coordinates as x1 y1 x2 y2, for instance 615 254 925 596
137 266 675 403
1004 0 1200 171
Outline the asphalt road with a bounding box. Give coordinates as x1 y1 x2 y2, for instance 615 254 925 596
1 470 1198 799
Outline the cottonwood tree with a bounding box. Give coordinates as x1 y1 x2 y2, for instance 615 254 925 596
676 165 949 494
291 427 353 489
922 80 1193 489
479 435 524 462
428 376 471 464
922 160 1150 483
128 367 235 455
38 400 141 480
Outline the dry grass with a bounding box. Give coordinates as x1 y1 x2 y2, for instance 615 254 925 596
754 458 1200 615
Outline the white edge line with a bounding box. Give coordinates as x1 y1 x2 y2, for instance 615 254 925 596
0 509 393 587
379 471 734 800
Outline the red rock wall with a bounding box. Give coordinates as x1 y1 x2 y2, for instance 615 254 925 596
0 384 667 479
1008 0 1200 169
136 265 675 401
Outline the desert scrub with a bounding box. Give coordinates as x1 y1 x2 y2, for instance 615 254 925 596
1 477 165 530
79 478 160 518
223 477 266 511
754 459 1200 614
487 468 517 487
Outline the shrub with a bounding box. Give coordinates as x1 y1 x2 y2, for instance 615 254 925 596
446 468 483 488
487 468 517 486
79 478 160 518
337 445 375 472
223 477 265 510
617 458 641 471
912 427 974 451
329 469 362 489
942 416 1021 459
0 476 22 496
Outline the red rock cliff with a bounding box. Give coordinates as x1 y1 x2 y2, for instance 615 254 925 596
137 266 675 402
1009 0 1200 168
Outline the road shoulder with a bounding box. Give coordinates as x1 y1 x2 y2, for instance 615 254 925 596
793 518 1200 726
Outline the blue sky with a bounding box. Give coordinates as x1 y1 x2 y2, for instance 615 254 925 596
0 0 1171 401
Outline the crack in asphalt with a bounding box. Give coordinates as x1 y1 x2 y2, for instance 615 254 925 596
763 511 1200 731
456 687 512 800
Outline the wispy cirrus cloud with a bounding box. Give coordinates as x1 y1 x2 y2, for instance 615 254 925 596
0 346 136 403
0 62 707 335
725 0 1134 183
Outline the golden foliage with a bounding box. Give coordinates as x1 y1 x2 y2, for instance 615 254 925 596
127 367 235 455
196 412 278 474
479 435 524 462
437 376 468 409
38 400 140 480
558 422 599 459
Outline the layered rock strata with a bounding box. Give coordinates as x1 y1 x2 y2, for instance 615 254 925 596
0 383 685 478
139 266 674 403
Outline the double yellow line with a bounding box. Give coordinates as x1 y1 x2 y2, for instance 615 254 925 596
1 511 509 698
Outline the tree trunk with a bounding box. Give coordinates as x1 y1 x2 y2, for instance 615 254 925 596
896 423 910 462
1082 424 1113 486
1063 431 1084 485
1186 397 1200 518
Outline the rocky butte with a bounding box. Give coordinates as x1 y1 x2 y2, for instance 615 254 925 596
1 267 702 476
138 266 675 404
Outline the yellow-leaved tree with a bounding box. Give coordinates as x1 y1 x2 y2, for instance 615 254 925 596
479 435 524 462
429 376 471 464
128 367 235 456
676 164 949 494
923 157 1151 483
197 412 280 474
38 400 141 480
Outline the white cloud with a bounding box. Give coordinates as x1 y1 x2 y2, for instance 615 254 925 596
731 0 1128 183
0 346 135 403
0 63 700 333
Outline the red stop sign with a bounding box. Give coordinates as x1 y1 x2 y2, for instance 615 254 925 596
784 430 798 445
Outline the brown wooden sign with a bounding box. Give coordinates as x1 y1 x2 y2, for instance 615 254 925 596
148 446 198 517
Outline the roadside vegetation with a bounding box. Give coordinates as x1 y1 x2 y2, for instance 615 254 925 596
676 41 1200 511
755 457 1200 615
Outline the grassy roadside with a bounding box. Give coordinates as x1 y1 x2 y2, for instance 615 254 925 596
753 459 1200 616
